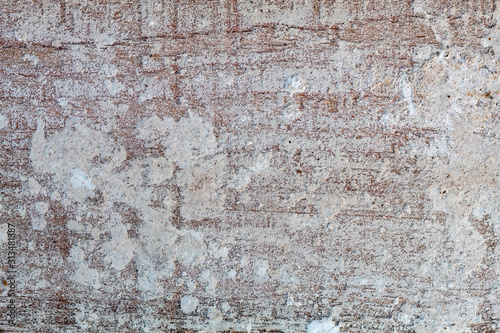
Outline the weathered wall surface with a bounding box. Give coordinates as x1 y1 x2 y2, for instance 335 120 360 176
0 1 499 332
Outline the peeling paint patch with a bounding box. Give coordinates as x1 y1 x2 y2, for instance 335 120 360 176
0 114 8 130
70 168 95 190
180 295 199 314
306 318 339 333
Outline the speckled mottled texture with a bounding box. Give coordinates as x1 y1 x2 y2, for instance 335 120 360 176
0 1 499 332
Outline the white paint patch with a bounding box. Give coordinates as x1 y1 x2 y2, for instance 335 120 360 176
180 295 199 314
101 222 134 271
69 245 101 289
255 260 269 282
229 171 251 190
186 281 196 293
284 74 308 94
67 219 84 233
249 153 271 173
137 113 226 220
221 302 231 312
179 160 226 220
15 204 25 217
32 217 47 230
28 178 42 195
282 108 303 120
104 79 124 96
138 76 160 102
164 113 219 167
200 270 218 294
0 223 8 243
174 231 207 267
401 75 417 115
71 168 95 190
30 120 119 204
56 97 69 107
317 194 345 220
286 294 303 307
226 269 236 279
207 306 222 324
147 157 173 184
74 304 99 330
379 113 395 127
22 54 39 66
34 279 49 290
307 317 339 333
134 220 177 296
208 241 229 259
35 201 49 215
0 114 8 130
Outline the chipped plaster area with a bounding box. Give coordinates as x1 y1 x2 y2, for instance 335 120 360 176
410 47 500 283
28 113 224 297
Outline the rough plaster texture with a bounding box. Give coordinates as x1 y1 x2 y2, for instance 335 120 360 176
0 1 499 332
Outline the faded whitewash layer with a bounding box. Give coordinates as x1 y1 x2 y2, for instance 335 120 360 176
0 0 499 332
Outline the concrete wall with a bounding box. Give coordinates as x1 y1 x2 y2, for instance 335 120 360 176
0 1 499 331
